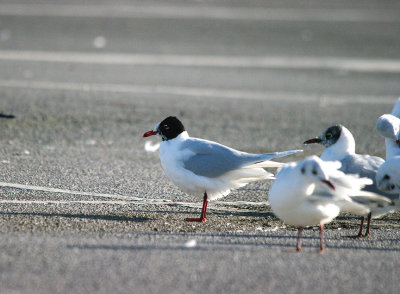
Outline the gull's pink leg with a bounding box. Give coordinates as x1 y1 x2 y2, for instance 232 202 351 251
363 213 372 238
319 223 325 253
186 192 208 222
296 228 303 252
348 216 364 238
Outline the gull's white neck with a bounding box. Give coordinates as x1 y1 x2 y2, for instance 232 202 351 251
160 131 189 147
321 127 356 161
174 131 190 141
159 131 190 164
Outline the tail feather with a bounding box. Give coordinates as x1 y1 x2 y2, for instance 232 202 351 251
260 149 303 161
245 149 303 168
350 190 393 204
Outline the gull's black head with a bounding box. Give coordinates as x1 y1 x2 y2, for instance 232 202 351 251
157 116 185 141
143 116 185 141
304 124 343 148
321 125 342 147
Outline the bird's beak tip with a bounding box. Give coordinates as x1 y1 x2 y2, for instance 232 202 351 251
143 130 158 138
303 138 322 145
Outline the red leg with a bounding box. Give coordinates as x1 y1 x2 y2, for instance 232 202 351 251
186 192 208 222
296 228 303 252
364 213 372 238
319 223 325 253
348 216 364 238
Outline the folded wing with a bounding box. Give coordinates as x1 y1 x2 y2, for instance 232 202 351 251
181 138 302 178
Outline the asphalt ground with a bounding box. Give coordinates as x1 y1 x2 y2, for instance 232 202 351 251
0 1 400 293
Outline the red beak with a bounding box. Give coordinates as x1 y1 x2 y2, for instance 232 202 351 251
142 130 158 138
396 140 400 147
304 138 322 144
321 179 335 190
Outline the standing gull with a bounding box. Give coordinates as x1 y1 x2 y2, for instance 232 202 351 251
303 124 394 238
268 156 390 253
143 116 302 222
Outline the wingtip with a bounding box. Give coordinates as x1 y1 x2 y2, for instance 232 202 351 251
284 149 303 155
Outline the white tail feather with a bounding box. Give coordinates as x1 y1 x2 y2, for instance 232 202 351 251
245 160 285 168
349 190 393 203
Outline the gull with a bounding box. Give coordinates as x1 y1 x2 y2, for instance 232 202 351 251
142 116 302 222
268 156 391 253
303 124 393 238
376 98 400 159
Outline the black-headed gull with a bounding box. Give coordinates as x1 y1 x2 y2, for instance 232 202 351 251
268 156 391 253
376 98 400 159
143 116 302 222
303 124 393 238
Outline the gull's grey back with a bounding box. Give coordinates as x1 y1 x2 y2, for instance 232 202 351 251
340 154 393 197
181 138 299 178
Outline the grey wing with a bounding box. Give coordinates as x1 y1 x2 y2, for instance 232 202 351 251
340 154 391 196
340 154 383 179
181 138 263 178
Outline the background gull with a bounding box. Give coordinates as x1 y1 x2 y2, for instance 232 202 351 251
268 156 390 253
303 124 394 238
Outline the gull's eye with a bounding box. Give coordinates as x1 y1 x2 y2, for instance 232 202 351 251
326 133 332 139
312 169 318 175
301 167 305 174
383 174 390 180
163 124 170 130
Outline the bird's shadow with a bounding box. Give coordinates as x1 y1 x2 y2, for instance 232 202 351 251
128 207 273 218
211 210 274 218
66 244 243 252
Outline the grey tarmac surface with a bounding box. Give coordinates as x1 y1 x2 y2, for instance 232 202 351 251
0 1 400 293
